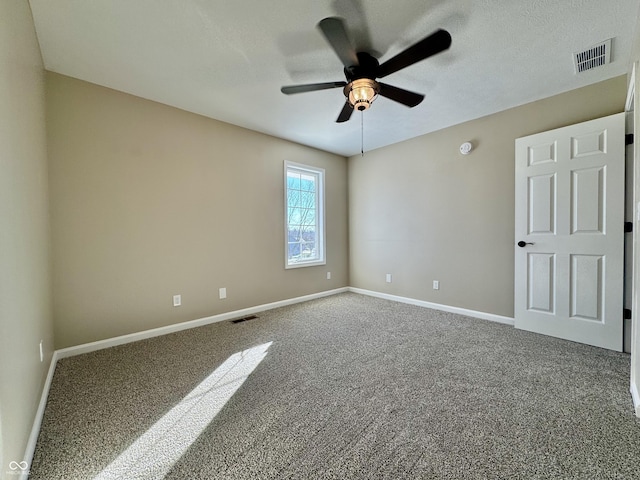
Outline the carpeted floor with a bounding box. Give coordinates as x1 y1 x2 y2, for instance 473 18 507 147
31 293 640 479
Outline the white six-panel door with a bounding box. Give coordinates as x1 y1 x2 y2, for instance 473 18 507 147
515 113 625 351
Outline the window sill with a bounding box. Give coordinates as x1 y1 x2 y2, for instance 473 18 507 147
285 259 326 269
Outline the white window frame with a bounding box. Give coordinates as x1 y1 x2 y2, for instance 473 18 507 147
284 161 326 269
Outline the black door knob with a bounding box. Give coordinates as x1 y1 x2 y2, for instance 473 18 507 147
517 241 534 247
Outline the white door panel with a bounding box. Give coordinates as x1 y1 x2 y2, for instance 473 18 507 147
515 113 625 351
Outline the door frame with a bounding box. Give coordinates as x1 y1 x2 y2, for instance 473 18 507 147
628 61 640 416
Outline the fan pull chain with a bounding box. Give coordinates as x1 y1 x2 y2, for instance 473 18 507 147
361 110 364 157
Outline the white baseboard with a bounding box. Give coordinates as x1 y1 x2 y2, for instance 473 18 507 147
55 287 348 359
21 350 59 480
348 287 515 326
632 381 640 417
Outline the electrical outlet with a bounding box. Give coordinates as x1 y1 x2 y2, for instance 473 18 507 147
386 273 392 283
173 295 181 307
219 287 227 299
433 280 440 290
326 272 331 280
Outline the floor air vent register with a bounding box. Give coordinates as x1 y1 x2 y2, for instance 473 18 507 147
231 315 259 324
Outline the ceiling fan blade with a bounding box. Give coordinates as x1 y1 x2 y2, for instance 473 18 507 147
281 81 347 95
378 82 424 107
336 101 354 123
332 0 374 54
377 29 451 78
318 17 359 68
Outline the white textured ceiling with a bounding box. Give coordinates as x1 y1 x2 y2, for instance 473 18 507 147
29 0 640 157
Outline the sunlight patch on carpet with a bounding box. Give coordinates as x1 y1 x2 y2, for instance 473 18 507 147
94 342 272 479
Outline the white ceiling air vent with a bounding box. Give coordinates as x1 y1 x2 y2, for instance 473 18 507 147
573 39 611 73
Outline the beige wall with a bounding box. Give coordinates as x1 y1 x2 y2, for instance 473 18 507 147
47 73 349 349
0 0 53 474
349 76 626 318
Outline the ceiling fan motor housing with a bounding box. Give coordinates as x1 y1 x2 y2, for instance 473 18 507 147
344 52 380 81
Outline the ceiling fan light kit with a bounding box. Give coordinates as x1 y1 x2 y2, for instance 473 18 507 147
280 17 451 123
346 78 379 111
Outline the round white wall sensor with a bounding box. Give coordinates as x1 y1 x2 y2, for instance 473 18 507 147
460 142 473 155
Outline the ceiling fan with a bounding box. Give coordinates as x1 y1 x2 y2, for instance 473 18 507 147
281 17 452 123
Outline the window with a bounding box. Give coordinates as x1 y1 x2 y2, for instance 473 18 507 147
285 161 325 268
